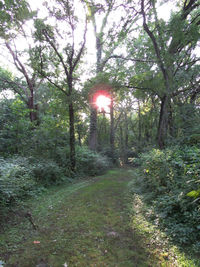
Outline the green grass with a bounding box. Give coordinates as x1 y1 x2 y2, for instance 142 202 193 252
0 169 198 266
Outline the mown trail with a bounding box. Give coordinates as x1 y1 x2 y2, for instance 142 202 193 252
1 169 171 266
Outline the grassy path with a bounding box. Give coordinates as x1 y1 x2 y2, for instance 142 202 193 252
0 169 194 266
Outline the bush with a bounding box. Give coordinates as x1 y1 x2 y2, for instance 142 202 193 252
0 157 36 205
138 149 171 189
132 145 200 249
138 146 200 192
0 147 111 206
31 159 66 185
0 156 67 206
52 146 71 170
99 147 120 165
76 146 111 176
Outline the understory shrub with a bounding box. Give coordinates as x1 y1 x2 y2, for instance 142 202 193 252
0 157 36 205
52 146 111 176
0 156 66 206
76 146 111 176
31 158 66 185
99 147 120 165
133 145 200 250
0 147 111 206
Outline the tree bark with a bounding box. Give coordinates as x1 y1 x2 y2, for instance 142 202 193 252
119 126 125 165
138 100 142 145
110 95 115 163
124 111 129 164
77 125 82 147
89 107 98 151
28 89 38 123
69 101 76 172
157 95 170 149
5 42 39 124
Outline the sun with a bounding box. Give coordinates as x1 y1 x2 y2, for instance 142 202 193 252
96 95 111 112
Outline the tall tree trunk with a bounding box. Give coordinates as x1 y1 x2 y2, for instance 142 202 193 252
96 36 102 73
119 126 125 165
168 102 174 137
77 125 82 147
157 95 170 149
110 95 115 163
28 89 38 123
89 107 97 151
124 112 129 164
138 100 141 145
89 33 103 151
69 101 76 171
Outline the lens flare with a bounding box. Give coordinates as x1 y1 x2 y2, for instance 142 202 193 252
96 95 111 112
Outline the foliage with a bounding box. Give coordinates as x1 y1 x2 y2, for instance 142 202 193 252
132 146 200 251
0 0 199 259
31 158 66 185
47 145 110 176
0 156 68 206
0 157 36 205
100 146 120 165
76 146 111 176
0 146 110 207
0 98 31 155
0 0 33 37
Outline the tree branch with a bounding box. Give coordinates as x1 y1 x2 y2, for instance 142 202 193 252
141 0 168 82
42 29 69 79
71 20 87 72
173 80 200 97
182 0 199 19
43 74 68 95
5 42 33 91
0 77 28 104
102 54 156 67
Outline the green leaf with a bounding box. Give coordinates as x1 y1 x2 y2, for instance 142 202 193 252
187 190 200 198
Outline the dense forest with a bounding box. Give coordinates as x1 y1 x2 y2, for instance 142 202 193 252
0 0 200 265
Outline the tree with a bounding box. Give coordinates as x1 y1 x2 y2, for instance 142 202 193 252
33 0 87 171
0 97 31 155
0 0 41 123
3 41 43 123
119 0 200 148
85 0 134 151
0 0 32 36
140 0 200 148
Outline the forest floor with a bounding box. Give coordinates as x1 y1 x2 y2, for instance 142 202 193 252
0 169 197 266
